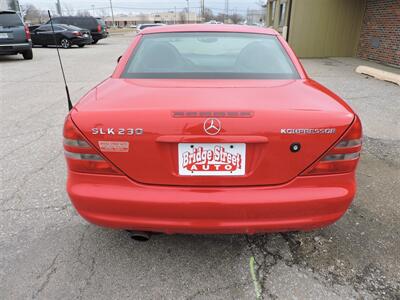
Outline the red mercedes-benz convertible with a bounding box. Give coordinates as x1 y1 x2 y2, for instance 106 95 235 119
64 24 362 235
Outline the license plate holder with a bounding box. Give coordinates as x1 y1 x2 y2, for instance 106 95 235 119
178 143 246 176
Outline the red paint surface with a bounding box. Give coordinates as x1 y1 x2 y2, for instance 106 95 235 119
65 25 362 233
68 171 356 234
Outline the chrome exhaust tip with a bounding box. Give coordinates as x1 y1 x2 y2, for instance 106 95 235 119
127 230 151 242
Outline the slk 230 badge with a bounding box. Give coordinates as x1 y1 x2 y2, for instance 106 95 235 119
91 128 144 135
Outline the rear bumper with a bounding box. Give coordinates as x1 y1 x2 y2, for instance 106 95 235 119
91 32 108 40
68 172 356 234
70 37 92 45
0 42 32 55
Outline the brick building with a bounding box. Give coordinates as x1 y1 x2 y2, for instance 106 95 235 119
264 0 400 67
357 0 400 67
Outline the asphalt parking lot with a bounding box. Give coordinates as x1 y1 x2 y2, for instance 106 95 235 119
1 32 399 299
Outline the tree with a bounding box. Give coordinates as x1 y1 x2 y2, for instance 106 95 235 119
214 13 225 23
76 9 91 17
178 10 187 24
203 7 214 22
23 4 40 21
230 13 243 24
63 3 75 16
98 8 109 18
21 4 48 24
7 0 18 11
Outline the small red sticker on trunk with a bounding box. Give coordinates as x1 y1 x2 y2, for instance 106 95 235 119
98 141 129 152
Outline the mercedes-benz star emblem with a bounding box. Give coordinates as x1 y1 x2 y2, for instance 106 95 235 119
203 118 221 135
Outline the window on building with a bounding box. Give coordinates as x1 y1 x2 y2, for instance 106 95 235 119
268 1 276 26
279 2 287 27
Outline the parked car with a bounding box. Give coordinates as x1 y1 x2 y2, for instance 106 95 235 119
0 10 33 59
31 24 92 48
63 24 363 237
136 23 165 33
46 16 108 44
205 20 222 24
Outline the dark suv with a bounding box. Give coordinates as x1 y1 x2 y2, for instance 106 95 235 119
0 10 33 59
47 16 108 44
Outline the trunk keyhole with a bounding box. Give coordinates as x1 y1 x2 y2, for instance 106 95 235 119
290 143 301 153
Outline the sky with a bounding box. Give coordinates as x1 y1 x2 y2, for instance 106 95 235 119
19 0 265 16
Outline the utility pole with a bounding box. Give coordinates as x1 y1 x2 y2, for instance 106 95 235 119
174 6 177 24
225 0 229 23
56 0 62 16
201 0 205 21
186 0 190 24
109 0 115 27
91 5 95 17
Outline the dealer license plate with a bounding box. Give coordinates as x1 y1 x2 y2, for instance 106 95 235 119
178 143 246 176
0 33 8 39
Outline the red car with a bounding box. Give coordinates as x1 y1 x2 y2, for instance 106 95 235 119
64 25 362 236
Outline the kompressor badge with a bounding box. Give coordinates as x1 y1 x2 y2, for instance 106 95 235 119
178 143 246 176
280 128 336 134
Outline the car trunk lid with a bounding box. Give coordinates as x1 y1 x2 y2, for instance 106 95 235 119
71 78 354 186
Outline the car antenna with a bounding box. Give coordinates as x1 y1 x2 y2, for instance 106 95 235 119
47 10 73 111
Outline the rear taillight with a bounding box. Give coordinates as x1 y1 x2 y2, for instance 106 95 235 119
97 24 102 32
302 116 362 175
24 24 31 40
63 115 121 175
72 31 82 36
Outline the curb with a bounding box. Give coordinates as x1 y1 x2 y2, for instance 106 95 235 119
355 65 400 86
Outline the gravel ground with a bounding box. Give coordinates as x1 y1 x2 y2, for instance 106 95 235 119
1 33 399 299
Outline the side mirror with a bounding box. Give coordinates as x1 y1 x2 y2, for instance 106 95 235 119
117 55 122 63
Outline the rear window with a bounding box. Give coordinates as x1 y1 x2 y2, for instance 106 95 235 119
0 13 23 27
122 32 299 79
77 18 96 28
51 17 95 28
96 18 106 26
